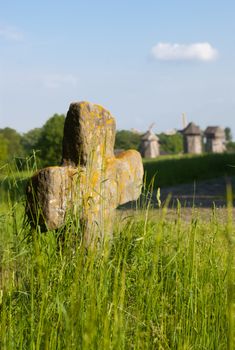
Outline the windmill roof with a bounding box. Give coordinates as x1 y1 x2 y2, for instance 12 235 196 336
181 122 201 135
204 126 225 137
141 130 159 141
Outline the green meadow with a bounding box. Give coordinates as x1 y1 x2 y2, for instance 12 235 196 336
0 154 235 349
2 153 235 199
144 153 235 187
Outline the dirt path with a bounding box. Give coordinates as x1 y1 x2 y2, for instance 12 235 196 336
120 176 235 210
118 176 235 223
157 176 235 208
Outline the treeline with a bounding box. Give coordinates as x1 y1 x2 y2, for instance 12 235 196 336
116 128 235 154
0 114 185 167
1 114 235 168
115 130 184 154
0 114 65 168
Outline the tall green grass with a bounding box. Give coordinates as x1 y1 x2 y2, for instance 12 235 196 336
1 153 235 203
144 153 235 187
0 154 38 205
0 168 234 349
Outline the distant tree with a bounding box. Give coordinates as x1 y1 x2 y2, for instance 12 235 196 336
225 127 233 142
0 127 23 159
158 132 183 154
21 128 42 156
35 114 65 166
226 141 235 153
0 134 9 164
115 130 141 150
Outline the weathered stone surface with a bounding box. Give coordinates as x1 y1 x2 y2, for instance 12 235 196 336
62 102 115 167
26 101 143 244
26 166 79 230
104 150 143 206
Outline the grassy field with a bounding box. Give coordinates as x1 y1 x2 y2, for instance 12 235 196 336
144 153 235 187
0 156 235 349
1 153 235 203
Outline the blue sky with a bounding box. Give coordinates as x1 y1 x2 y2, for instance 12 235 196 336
1 0 235 137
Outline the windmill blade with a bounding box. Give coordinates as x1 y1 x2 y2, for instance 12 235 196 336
182 113 187 128
148 122 155 131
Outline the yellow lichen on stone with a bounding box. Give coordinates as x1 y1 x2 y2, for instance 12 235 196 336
26 101 143 245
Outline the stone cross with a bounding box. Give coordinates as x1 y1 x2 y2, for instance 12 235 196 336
26 101 143 245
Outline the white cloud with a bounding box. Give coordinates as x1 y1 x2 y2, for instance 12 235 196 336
42 74 78 89
0 25 24 41
151 42 218 62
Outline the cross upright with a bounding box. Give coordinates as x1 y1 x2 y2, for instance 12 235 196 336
26 101 143 245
